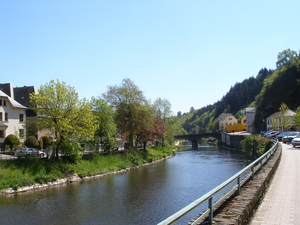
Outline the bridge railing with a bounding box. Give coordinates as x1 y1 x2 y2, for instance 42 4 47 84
158 139 279 225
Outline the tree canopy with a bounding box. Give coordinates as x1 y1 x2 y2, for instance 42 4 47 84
102 78 170 149
91 97 117 151
102 78 148 148
153 97 173 120
30 80 97 157
276 49 300 69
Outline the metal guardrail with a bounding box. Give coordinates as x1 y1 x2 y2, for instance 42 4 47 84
158 139 279 225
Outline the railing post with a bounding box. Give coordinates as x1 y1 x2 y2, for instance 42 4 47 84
237 177 241 195
209 197 213 225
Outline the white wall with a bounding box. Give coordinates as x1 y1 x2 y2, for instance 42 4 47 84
0 100 26 147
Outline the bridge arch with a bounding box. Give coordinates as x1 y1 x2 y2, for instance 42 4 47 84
174 133 221 148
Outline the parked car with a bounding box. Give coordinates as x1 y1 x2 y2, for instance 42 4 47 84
282 132 299 144
268 131 282 138
275 132 290 141
263 131 277 137
15 148 45 158
263 131 272 137
292 134 300 147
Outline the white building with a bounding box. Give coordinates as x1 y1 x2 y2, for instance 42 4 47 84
266 109 296 131
218 113 238 132
245 107 256 133
0 90 27 149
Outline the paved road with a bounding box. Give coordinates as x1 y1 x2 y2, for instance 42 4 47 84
250 142 300 225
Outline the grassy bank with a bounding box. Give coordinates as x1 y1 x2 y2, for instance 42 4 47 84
0 146 176 191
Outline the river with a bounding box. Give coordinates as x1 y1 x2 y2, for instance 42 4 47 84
0 144 251 225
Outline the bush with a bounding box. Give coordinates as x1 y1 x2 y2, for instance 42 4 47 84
103 139 117 152
254 135 272 156
60 140 82 163
41 136 52 148
240 135 254 155
4 134 20 150
25 136 39 148
241 135 273 157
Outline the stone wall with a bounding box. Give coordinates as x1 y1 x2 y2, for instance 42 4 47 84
207 143 282 224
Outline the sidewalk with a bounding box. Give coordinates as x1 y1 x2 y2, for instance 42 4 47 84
250 142 300 225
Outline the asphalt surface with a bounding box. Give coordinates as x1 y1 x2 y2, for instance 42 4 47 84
250 142 300 224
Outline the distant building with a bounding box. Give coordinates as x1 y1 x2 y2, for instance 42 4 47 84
0 90 27 149
266 110 296 131
0 83 37 118
218 113 238 132
0 83 53 143
245 107 256 133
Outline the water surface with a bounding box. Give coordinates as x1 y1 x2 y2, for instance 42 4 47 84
0 144 250 225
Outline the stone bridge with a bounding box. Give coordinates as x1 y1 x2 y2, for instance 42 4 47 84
174 133 221 148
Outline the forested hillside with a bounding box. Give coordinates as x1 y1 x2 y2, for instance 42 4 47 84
173 49 300 134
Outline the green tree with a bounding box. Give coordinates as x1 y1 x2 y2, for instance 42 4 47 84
294 106 300 130
240 135 254 156
102 78 147 148
276 49 299 69
4 134 20 150
177 111 182 117
279 103 292 131
91 97 117 152
254 135 271 156
270 118 280 131
153 98 172 120
153 98 172 146
134 105 166 149
25 120 38 137
165 116 185 146
60 139 82 163
30 80 97 158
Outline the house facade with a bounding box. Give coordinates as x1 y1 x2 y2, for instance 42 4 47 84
0 90 27 149
266 109 296 131
245 107 256 133
0 83 56 144
218 113 238 132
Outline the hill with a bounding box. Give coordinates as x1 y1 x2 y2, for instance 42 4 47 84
174 49 300 134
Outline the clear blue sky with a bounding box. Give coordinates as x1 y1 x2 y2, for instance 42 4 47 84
1 1 299 114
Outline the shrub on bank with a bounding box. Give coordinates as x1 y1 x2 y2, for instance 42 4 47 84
240 135 273 157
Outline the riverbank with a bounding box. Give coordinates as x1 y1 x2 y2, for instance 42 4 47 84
0 146 177 195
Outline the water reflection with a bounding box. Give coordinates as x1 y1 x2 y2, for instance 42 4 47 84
0 144 250 225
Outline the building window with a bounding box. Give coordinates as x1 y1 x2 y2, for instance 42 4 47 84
5 113 8 121
0 130 4 138
19 129 25 138
19 114 24 122
0 112 2 121
0 100 6 106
